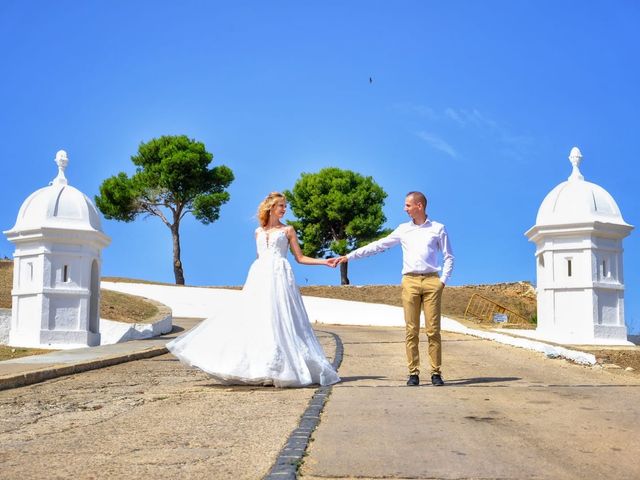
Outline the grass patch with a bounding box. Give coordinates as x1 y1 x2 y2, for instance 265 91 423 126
102 276 180 286
0 261 12 309
0 345 54 361
100 289 159 323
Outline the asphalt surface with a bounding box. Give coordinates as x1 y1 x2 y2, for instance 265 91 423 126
2 318 640 479
301 324 640 480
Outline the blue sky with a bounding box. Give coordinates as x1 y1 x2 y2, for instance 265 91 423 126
1 1 639 332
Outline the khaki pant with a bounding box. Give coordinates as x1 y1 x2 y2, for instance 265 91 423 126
401 273 444 376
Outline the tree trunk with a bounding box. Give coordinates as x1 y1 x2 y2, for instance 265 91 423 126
340 262 350 285
171 222 185 285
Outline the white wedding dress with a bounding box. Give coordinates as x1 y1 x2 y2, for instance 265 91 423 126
167 228 340 387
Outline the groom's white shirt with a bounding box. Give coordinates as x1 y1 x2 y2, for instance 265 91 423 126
346 218 454 284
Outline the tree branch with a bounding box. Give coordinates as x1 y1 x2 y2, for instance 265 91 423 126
141 203 172 228
330 226 339 242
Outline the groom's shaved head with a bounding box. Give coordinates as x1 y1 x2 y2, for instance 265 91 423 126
406 191 427 211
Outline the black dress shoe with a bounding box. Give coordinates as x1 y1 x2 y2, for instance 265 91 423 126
431 374 444 386
406 374 420 386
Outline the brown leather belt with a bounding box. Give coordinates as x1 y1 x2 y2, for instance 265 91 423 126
404 272 439 277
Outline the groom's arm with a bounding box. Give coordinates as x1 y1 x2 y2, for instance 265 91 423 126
345 227 402 262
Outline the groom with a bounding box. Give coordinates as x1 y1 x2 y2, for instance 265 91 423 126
331 191 454 386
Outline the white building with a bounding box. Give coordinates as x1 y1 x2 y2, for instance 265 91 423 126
525 147 633 345
3 150 111 349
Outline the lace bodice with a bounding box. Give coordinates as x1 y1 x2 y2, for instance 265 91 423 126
256 228 290 258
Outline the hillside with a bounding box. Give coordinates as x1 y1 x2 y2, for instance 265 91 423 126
104 275 538 326
300 282 537 326
0 261 11 310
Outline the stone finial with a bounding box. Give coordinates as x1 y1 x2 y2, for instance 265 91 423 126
568 147 584 181
53 150 69 185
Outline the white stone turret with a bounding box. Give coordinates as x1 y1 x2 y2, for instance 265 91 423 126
3 150 111 348
525 147 634 344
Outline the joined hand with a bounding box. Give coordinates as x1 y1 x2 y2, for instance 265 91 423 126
327 256 348 267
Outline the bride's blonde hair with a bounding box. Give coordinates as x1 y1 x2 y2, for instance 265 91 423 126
257 191 286 227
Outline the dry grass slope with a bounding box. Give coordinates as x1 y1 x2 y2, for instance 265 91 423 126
0 261 12 310
301 282 538 325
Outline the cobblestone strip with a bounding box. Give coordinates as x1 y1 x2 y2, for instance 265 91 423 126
264 330 344 480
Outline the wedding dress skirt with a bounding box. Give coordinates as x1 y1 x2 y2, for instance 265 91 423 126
167 229 340 387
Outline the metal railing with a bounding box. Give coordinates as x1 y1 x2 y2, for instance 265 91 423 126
463 293 530 325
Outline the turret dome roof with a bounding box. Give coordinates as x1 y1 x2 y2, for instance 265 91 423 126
535 147 629 227
7 151 104 233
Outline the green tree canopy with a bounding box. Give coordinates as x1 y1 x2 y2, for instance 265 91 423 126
95 135 234 285
284 167 390 285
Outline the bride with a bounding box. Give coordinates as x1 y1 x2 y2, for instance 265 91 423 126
167 192 341 387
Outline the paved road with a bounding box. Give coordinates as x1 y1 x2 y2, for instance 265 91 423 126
302 325 640 480
2 323 639 480
0 326 337 480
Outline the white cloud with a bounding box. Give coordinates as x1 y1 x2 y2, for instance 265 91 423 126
444 107 465 125
444 108 499 130
416 131 457 158
400 105 533 163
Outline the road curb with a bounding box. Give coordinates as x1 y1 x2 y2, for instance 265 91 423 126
0 346 168 392
264 329 344 480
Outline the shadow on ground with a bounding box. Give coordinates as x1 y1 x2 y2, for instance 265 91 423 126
445 376 521 386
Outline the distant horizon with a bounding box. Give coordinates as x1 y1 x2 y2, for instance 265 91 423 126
100 273 536 289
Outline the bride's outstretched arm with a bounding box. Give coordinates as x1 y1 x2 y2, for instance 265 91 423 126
286 226 334 267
